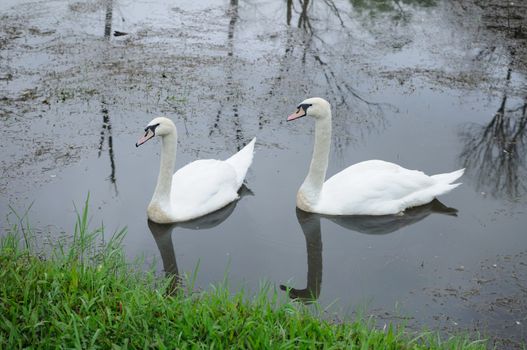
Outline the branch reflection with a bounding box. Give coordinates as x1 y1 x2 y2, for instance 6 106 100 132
209 0 245 151
98 102 117 193
459 66 527 200
276 0 396 151
98 0 118 193
104 0 113 39
280 199 457 303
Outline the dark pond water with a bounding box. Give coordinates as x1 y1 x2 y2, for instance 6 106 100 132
1 0 526 347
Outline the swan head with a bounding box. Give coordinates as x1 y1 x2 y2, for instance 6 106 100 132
287 97 331 122
136 117 176 147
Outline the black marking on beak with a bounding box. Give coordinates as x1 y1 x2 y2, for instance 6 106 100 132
299 103 312 112
287 103 312 122
144 123 160 133
136 123 160 147
295 104 313 118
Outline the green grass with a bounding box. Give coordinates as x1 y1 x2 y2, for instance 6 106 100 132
0 199 486 349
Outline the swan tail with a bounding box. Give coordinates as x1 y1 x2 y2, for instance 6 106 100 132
400 182 461 212
431 168 465 185
225 138 256 188
433 182 462 199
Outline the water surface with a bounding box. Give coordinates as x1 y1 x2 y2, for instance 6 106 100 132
1 0 526 346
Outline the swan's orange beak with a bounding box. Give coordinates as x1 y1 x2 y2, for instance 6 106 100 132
287 107 306 121
136 128 155 147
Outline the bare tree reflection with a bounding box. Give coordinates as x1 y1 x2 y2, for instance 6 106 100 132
459 99 527 199
291 1 390 109
459 57 527 200
97 0 118 194
287 0 293 25
104 0 113 39
209 0 245 151
98 102 117 192
280 199 457 303
262 0 394 152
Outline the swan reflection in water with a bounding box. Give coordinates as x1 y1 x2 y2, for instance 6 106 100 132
147 186 252 295
280 199 457 303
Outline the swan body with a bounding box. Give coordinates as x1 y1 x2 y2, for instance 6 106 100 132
287 97 464 216
137 117 255 223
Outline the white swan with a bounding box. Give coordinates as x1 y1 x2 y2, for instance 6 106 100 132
287 97 464 216
136 117 255 223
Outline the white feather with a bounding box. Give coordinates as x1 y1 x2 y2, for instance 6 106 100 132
290 97 463 216
138 117 255 223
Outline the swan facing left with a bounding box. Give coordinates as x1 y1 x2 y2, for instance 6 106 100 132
287 97 464 216
136 117 256 224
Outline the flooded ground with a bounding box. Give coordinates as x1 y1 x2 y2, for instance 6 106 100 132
1 0 526 347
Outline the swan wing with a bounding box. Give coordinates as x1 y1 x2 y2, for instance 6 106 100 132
318 160 442 215
170 159 239 221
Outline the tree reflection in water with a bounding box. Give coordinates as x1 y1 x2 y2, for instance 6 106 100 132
209 0 246 151
459 66 527 200
98 0 118 194
98 102 117 192
267 0 423 151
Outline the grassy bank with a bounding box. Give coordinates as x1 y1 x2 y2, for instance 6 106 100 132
0 204 486 349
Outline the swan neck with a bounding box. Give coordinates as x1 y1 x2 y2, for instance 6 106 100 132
152 132 177 205
300 114 331 206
